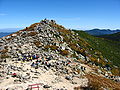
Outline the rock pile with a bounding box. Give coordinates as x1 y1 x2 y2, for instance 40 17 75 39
0 19 90 89
0 19 119 90
0 19 86 61
0 52 89 89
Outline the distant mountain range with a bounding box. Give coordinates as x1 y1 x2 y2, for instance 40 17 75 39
0 28 22 38
0 28 21 32
85 29 120 36
0 32 13 38
98 32 120 41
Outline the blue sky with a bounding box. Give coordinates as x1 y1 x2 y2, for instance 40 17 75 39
0 0 120 32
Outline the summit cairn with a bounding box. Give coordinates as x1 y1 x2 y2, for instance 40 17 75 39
0 19 120 90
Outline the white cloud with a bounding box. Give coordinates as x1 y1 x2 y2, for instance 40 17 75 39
0 13 7 16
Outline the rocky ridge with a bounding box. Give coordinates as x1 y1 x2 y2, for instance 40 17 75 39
0 19 120 90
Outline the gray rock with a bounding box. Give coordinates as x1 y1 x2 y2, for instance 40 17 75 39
44 66 49 70
65 76 72 80
43 85 51 88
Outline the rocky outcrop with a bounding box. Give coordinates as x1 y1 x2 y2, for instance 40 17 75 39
0 19 119 90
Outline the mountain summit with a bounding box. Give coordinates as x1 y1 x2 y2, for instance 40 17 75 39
0 19 120 89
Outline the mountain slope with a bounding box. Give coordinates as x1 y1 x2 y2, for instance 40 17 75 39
98 32 120 41
0 19 120 89
74 30 120 68
86 29 120 36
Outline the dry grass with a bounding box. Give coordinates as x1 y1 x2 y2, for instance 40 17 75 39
0 49 8 54
16 23 39 32
29 23 39 28
50 45 59 50
111 68 120 76
60 50 69 56
0 54 10 59
58 29 71 35
51 24 65 30
50 23 71 35
44 45 58 50
27 32 38 36
34 41 41 47
69 43 85 54
85 74 120 90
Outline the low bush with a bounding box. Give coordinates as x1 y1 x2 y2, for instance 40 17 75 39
111 68 120 76
50 45 59 50
0 49 8 54
0 54 10 59
58 29 71 35
34 41 41 47
60 50 69 56
44 45 58 50
27 32 38 36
